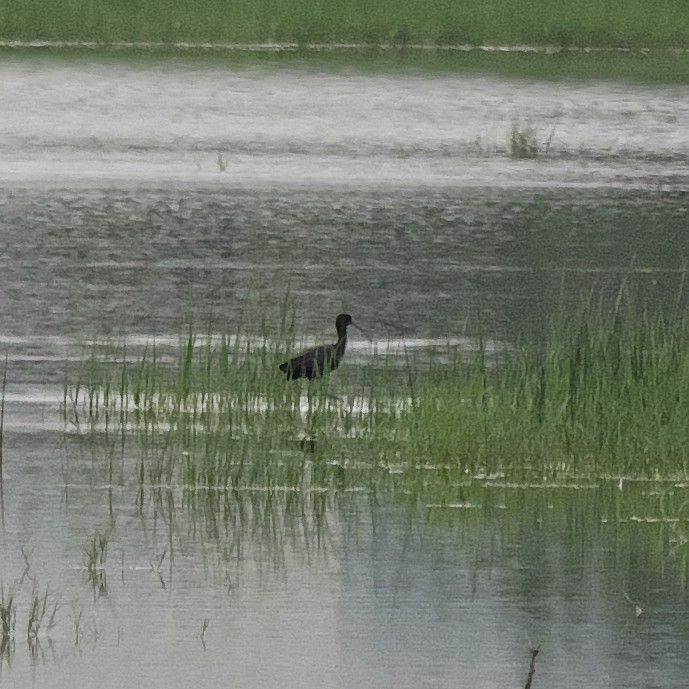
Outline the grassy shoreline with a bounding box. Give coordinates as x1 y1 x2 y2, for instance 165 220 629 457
2 0 689 81
2 0 689 49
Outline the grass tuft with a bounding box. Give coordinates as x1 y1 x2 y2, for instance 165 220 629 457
26 583 59 654
510 124 539 159
508 123 556 159
0 586 15 660
83 531 109 595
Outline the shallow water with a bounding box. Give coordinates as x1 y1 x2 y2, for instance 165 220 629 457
1 58 689 688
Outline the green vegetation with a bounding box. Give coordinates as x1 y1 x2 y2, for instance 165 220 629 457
83 531 109 583
408 294 689 478
0 586 15 660
509 124 540 159
508 123 556 159
1 552 97 666
2 0 688 49
1 556 78 665
2 0 689 81
27 584 58 652
62 283 689 579
64 286 689 499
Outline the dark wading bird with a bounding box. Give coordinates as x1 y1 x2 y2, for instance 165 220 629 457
279 314 359 380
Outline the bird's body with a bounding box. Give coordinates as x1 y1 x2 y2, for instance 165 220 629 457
279 314 353 380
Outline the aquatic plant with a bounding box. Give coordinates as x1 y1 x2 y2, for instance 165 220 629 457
83 531 109 595
83 531 109 572
0 586 16 659
63 285 689 493
407 288 689 476
510 123 539 158
508 123 556 159
72 608 83 646
27 583 59 654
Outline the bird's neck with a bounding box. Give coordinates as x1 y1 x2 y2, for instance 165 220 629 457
335 332 347 357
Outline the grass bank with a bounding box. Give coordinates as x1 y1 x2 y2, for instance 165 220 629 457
64 287 689 490
2 0 689 49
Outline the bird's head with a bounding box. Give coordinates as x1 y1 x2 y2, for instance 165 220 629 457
336 313 353 331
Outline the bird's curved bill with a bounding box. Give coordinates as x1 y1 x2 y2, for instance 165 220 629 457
351 322 372 341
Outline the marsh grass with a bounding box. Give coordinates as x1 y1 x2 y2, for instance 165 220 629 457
27 583 59 655
409 288 689 476
65 307 393 489
509 124 556 159
0 586 15 659
83 532 109 573
64 287 689 495
510 125 539 159
0 566 90 665
2 0 689 49
83 531 109 595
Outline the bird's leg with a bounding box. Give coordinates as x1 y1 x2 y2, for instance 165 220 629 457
323 372 346 404
314 377 344 410
304 381 318 437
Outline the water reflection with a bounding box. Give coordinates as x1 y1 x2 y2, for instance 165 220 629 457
1 420 689 687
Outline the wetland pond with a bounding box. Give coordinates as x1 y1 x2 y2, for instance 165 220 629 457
1 58 689 688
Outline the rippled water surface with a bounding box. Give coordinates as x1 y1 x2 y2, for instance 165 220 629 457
1 58 688 688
